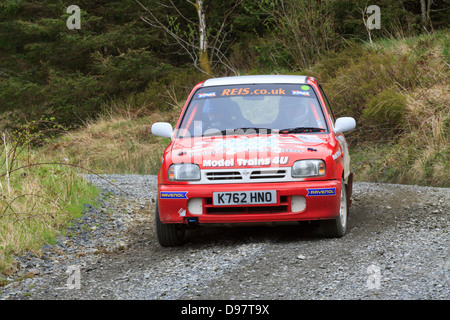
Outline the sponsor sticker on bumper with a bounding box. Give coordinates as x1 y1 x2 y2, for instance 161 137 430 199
160 191 188 199
306 188 336 196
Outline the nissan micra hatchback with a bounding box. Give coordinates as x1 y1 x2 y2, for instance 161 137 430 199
152 75 356 246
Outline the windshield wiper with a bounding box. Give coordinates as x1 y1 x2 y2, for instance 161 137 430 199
279 127 325 133
233 127 273 133
202 127 273 136
202 129 229 137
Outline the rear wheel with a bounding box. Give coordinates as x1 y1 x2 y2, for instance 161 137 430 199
155 202 185 247
321 179 348 238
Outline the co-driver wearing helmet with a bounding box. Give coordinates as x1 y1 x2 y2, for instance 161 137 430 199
201 98 235 134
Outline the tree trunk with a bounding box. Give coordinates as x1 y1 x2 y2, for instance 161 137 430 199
420 0 431 31
192 0 212 74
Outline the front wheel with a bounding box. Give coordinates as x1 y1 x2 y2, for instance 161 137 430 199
321 179 348 238
155 202 186 247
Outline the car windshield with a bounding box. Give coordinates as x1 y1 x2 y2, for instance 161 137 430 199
176 84 328 138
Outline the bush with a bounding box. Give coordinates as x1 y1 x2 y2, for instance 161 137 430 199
362 88 407 139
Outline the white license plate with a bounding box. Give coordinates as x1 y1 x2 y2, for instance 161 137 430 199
213 190 277 206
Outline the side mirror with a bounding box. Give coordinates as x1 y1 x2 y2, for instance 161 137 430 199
151 122 173 138
334 117 356 134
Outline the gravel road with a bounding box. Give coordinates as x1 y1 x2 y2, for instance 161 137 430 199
1 174 448 301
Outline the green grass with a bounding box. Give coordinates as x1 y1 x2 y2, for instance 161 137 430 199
0 130 100 278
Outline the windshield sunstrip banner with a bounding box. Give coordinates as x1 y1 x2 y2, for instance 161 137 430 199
195 85 312 99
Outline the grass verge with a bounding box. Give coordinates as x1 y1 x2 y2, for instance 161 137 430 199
0 125 99 278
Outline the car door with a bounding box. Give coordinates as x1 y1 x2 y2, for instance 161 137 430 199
319 85 351 182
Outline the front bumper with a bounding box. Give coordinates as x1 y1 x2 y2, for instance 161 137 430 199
157 180 342 224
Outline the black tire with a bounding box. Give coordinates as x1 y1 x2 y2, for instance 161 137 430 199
155 202 185 247
321 179 348 238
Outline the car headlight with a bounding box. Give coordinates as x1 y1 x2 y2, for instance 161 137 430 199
291 160 326 177
169 163 201 181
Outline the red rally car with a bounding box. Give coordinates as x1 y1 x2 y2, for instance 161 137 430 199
151 75 356 246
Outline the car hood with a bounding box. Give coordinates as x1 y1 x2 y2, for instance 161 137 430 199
170 134 332 168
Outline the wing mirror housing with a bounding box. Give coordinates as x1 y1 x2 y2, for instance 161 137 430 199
334 117 356 134
151 122 173 138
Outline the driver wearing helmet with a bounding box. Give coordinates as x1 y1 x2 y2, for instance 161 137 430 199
202 98 234 133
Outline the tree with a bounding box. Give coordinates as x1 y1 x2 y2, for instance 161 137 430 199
362 5 381 46
136 0 241 75
256 0 339 69
192 0 210 74
420 0 432 31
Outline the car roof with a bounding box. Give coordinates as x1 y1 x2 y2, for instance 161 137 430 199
202 75 309 87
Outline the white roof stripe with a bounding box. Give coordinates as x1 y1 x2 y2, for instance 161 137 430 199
202 75 308 87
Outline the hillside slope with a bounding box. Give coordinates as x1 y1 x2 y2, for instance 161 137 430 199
311 31 449 186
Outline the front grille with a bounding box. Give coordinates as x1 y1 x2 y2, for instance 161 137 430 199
206 171 242 180
250 169 286 180
203 168 289 183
